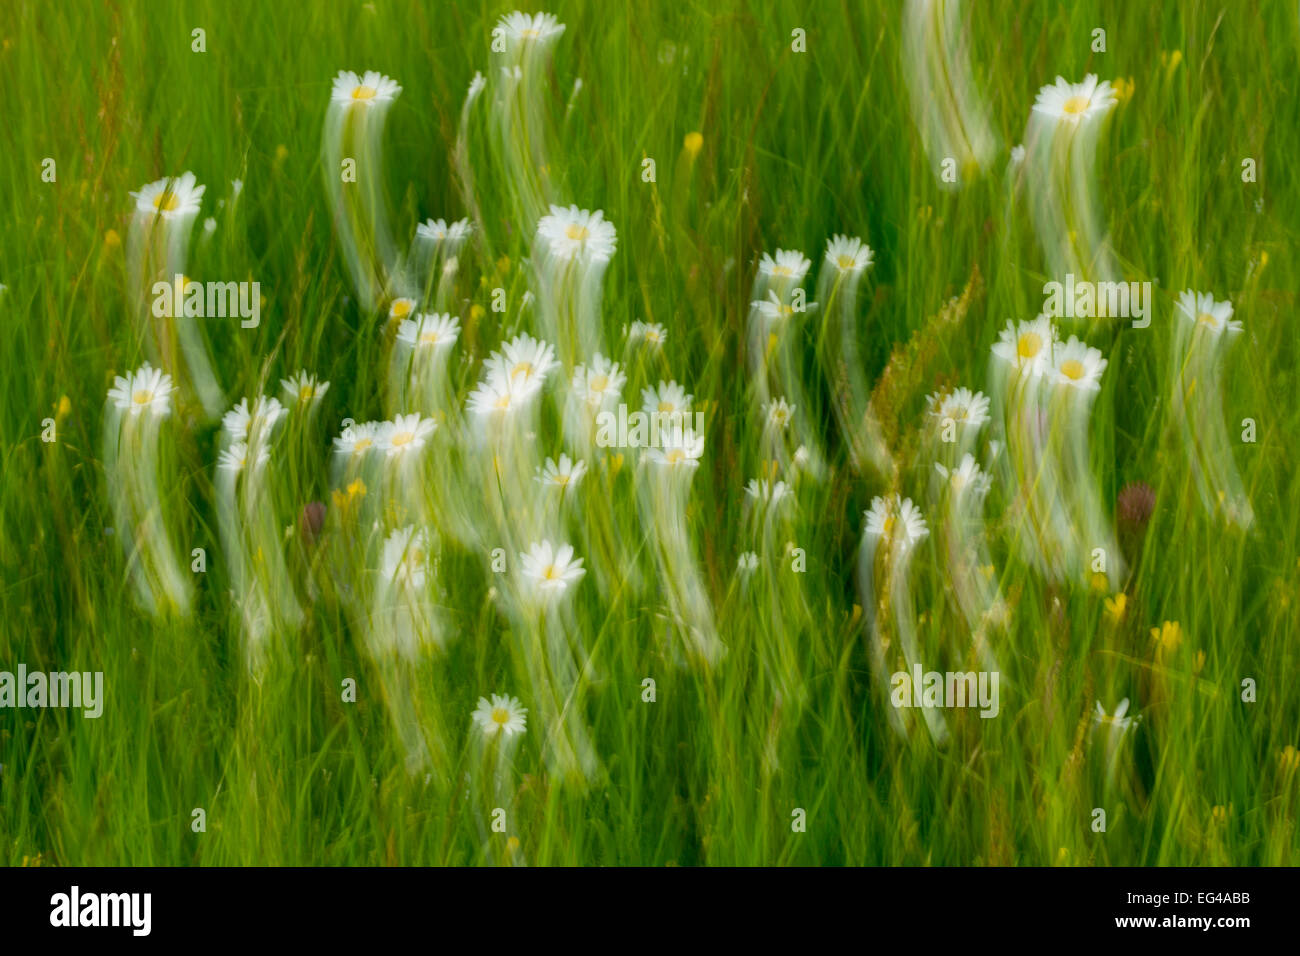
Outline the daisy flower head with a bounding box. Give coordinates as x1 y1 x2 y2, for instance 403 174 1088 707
378 413 436 458
536 204 617 263
130 172 205 220
397 313 461 351
333 420 381 458
380 525 433 589
745 478 793 508
752 290 799 325
536 454 588 493
416 217 472 253
388 297 417 325
519 540 586 599
925 387 991 428
1051 336 1108 391
627 320 666 349
641 380 693 421
1175 290 1241 337
991 316 1059 374
486 332 557 392
466 368 537 419
217 440 269 476
1032 74 1117 125
759 249 812 285
646 423 705 468
331 70 402 105
764 398 795 431
934 454 990 497
222 396 287 444
571 353 626 407
824 234 874 276
496 10 565 49
737 551 760 575
471 693 528 738
107 363 174 418
280 370 330 408
1092 697 1139 734
863 494 929 549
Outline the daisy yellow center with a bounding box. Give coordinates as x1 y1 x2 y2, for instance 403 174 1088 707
589 374 608 392
390 300 412 318
543 564 558 580
665 449 685 464
1060 359 1085 380
555 474 570 486
420 331 440 344
354 438 372 452
352 86 377 100
565 223 589 241
152 192 180 212
645 331 661 342
522 28 539 38
133 389 153 405
491 707 511 725
1017 332 1043 359
494 394 512 409
389 431 413 447
1196 312 1217 326
658 401 675 414
511 361 533 379
299 385 314 400
837 254 857 270
1062 95 1090 115
882 515 896 534
771 265 792 277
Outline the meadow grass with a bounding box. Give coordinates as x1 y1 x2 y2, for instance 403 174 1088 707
1 0 1298 866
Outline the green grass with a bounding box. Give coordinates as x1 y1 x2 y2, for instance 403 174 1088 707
2 0 1298 866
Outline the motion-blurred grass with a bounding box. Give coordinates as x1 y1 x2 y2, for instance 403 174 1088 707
1 0 1297 865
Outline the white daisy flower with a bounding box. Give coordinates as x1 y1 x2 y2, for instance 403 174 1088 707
990 316 1059 374
737 551 760 574
222 396 287 443
388 297 417 324
824 234 874 275
925 386 991 427
628 320 667 348
331 70 402 105
466 370 539 418
934 454 990 496
863 494 929 548
1032 74 1117 124
758 249 812 284
571 353 626 407
485 332 557 391
536 204 617 263
764 398 795 430
415 217 472 249
497 10 565 46
380 525 432 589
333 420 381 457
107 363 174 418
280 370 330 407
641 380 693 420
217 440 268 475
745 479 792 507
130 172 204 219
471 693 528 738
752 290 800 324
646 424 705 468
1009 144 1026 164
519 540 586 597
378 413 436 457
1051 336 1108 391
1092 698 1139 734
536 454 587 493
1175 290 1241 336
397 313 461 350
